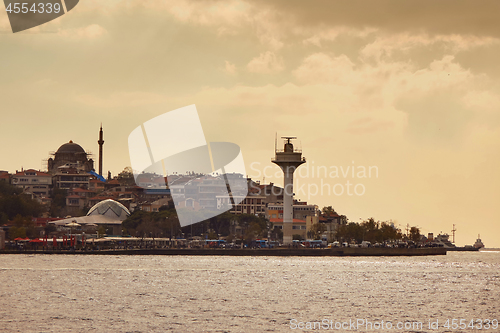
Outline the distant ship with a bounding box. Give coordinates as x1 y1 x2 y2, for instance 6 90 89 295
433 234 455 248
474 235 485 249
432 233 479 251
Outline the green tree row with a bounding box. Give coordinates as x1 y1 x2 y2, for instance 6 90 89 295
0 182 45 222
335 218 421 244
122 206 274 243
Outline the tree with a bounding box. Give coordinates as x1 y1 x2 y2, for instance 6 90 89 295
0 181 21 196
8 226 26 239
0 192 45 220
321 206 337 215
44 223 57 236
243 221 263 242
7 214 36 239
97 226 107 237
137 213 162 238
122 208 182 238
208 211 233 236
50 188 67 217
379 222 402 242
409 226 421 243
361 218 379 242
0 212 8 225
309 223 326 240
117 167 135 186
271 226 283 242
226 234 235 244
122 210 149 232
207 230 218 239
336 222 364 243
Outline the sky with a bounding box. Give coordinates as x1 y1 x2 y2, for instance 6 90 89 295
1 0 499 247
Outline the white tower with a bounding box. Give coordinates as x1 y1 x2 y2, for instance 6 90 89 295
272 137 306 245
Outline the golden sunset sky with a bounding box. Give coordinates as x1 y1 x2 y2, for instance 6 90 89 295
1 0 499 247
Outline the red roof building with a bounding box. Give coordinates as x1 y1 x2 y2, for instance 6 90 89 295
0 171 10 182
11 169 52 199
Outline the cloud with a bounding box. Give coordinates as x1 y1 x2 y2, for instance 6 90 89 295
346 117 395 134
133 0 287 49
1 0 500 247
251 0 500 38
161 0 250 27
57 24 107 38
0 10 10 32
247 51 284 73
302 26 377 47
292 53 355 85
74 91 169 108
361 33 500 62
462 90 500 113
224 60 237 75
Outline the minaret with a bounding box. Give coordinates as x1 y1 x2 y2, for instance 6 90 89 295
98 124 104 176
272 137 306 245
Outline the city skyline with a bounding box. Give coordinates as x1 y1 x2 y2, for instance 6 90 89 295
1 0 499 247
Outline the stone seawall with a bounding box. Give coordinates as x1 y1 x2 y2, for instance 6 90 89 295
341 247 447 256
0 247 447 256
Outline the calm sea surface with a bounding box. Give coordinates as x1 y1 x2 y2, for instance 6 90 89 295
1 252 499 332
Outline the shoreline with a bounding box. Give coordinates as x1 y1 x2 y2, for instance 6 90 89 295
0 247 448 256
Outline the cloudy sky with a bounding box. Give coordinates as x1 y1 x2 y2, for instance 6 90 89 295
1 0 499 247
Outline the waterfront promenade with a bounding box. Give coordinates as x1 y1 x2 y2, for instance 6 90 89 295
0 247 447 256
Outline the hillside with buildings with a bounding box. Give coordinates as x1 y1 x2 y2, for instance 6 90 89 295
0 132 439 249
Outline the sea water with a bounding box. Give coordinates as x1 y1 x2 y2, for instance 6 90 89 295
0 251 499 332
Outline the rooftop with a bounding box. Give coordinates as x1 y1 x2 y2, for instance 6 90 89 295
56 141 86 154
87 199 130 221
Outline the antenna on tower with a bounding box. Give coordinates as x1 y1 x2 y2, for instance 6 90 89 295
451 224 457 243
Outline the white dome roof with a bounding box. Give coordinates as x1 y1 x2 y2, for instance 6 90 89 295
87 199 130 221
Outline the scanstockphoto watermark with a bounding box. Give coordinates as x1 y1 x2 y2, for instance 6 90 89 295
250 161 379 199
128 105 248 228
290 318 499 331
4 0 80 33
290 318 423 331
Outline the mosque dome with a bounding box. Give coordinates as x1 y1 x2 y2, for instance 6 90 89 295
48 140 94 174
87 199 130 221
56 140 86 154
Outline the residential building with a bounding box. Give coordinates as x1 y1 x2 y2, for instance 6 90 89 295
89 178 105 192
251 182 284 204
52 165 90 190
0 171 9 183
137 197 172 212
270 218 307 239
319 211 347 241
216 194 266 215
11 169 52 199
266 201 318 221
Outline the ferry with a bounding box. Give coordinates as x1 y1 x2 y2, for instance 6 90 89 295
431 233 479 251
